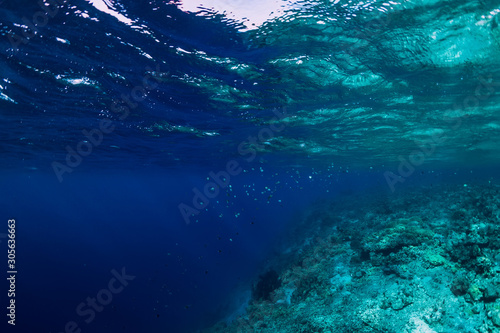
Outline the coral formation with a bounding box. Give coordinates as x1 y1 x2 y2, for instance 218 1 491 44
253 270 282 301
203 184 500 333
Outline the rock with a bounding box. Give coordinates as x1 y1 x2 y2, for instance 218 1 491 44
362 220 433 254
468 284 483 302
391 299 406 311
354 270 365 279
451 272 471 296
426 253 446 266
472 303 483 314
484 285 500 302
492 310 500 327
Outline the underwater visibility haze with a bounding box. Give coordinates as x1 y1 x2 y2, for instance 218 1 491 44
1 0 500 332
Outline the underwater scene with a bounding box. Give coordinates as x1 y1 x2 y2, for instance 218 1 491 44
1 0 500 332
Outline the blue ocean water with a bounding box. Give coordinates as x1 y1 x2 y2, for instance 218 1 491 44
1 0 500 332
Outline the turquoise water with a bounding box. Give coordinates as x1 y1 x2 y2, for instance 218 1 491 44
1 0 500 332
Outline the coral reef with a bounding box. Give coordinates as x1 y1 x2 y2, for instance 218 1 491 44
253 270 282 301
202 184 500 333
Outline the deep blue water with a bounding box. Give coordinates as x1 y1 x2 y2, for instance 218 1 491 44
1 0 500 332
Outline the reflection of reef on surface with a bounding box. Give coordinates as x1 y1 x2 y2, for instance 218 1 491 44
204 183 500 333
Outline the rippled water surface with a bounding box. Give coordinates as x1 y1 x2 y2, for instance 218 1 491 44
2 0 499 172
1 0 500 332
